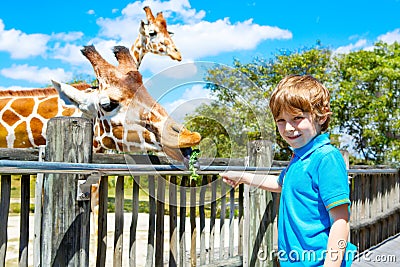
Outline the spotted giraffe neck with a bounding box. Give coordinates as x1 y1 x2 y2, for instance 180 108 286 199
0 84 89 148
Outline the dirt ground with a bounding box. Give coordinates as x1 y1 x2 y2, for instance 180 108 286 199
5 213 238 266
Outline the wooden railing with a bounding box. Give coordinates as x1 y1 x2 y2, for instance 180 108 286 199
0 117 399 267
349 168 400 252
1 167 399 266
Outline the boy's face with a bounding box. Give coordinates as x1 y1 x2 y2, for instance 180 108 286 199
275 110 323 149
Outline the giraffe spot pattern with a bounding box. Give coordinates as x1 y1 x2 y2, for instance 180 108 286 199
30 117 46 146
62 107 78 116
14 121 32 148
38 97 58 119
2 110 20 126
11 98 34 117
101 136 116 150
0 123 8 147
0 98 11 111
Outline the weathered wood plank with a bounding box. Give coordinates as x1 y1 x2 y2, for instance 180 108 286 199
19 174 30 267
96 176 108 266
0 174 11 267
219 180 226 259
129 176 140 266
199 176 207 264
146 175 156 267
190 179 197 266
169 175 178 267
113 176 124 267
0 148 39 161
33 145 45 267
229 186 235 257
179 177 188 266
247 140 274 267
41 117 92 267
155 175 165 266
238 183 244 255
209 175 217 264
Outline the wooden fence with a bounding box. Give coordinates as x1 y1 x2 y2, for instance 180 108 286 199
0 117 399 266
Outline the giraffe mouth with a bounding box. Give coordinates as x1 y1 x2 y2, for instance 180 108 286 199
167 48 182 61
161 122 201 149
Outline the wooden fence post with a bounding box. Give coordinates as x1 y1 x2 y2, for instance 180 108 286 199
41 117 93 266
244 140 274 267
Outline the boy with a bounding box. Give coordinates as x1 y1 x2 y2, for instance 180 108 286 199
220 75 354 266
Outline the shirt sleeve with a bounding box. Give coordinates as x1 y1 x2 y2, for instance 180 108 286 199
277 168 286 187
316 148 351 211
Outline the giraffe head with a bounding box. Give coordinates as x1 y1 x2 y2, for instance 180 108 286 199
53 45 200 161
132 6 182 66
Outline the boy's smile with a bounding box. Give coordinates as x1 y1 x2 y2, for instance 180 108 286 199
276 111 324 149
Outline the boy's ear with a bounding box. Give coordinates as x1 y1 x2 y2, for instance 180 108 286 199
318 115 328 125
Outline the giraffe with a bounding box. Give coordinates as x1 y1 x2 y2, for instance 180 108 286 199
131 6 182 68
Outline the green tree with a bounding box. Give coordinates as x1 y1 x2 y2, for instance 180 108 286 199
331 42 400 164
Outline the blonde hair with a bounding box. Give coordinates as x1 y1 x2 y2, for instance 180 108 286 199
269 75 332 131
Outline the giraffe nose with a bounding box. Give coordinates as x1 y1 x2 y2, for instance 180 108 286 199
168 47 182 61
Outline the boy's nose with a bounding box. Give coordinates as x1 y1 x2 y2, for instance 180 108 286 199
285 123 296 132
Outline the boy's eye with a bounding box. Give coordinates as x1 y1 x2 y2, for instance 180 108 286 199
294 116 303 121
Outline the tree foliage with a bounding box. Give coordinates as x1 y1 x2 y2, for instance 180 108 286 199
331 42 400 164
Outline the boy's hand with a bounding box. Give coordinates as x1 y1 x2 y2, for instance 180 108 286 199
219 171 246 187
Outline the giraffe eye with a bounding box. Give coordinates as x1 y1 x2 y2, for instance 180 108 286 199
149 31 157 37
168 31 174 36
100 100 119 112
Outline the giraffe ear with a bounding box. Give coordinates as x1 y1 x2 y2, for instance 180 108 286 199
139 20 147 34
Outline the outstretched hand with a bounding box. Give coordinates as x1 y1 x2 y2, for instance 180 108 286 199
219 171 247 188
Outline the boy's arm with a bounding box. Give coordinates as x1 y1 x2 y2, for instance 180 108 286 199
220 171 282 192
324 204 350 267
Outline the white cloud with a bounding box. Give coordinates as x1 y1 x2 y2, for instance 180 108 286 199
87 9 95 15
1 64 73 84
175 18 292 59
0 85 33 91
334 39 367 54
334 28 400 55
0 19 50 59
52 43 88 66
121 0 205 24
377 29 400 44
52 32 84 42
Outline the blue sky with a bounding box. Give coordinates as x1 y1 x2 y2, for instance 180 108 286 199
0 0 399 121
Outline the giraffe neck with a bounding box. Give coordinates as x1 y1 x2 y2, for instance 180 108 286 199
0 92 81 148
131 36 146 68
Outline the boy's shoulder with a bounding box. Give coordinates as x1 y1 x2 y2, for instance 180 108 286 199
310 143 345 169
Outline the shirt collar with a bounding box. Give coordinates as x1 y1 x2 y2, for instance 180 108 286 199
292 133 331 160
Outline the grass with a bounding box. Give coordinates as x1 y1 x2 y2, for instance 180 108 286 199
1 175 239 218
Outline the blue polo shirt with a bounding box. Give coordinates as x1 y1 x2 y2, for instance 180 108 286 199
277 133 350 266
